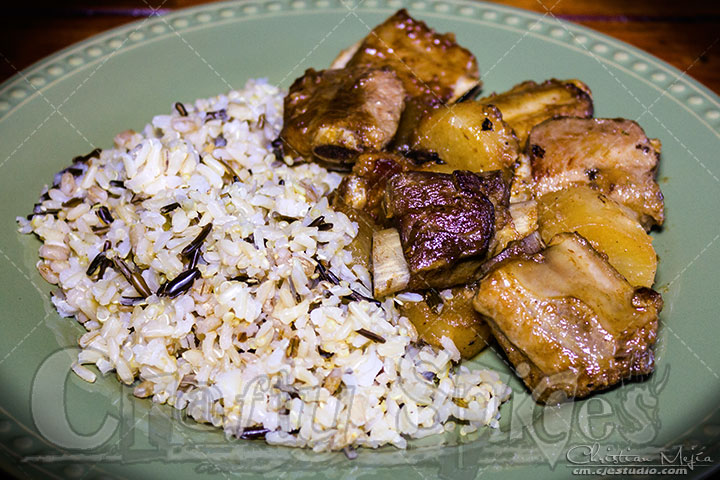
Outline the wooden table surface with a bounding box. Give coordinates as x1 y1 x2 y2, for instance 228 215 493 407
1 0 718 93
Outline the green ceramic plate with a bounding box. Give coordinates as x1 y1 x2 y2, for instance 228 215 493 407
1 0 719 478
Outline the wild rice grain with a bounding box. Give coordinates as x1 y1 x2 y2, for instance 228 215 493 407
62 197 83 208
73 147 102 163
96 257 111 280
174 102 188 116
186 248 202 270
112 257 152 298
240 427 271 440
86 252 107 276
96 206 114 224
162 268 200 298
181 223 213 257
120 296 146 306
160 202 181 215
356 328 386 344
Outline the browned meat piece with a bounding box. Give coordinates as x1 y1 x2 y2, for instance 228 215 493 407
279 66 405 169
383 170 509 289
341 9 480 152
337 149 516 255
335 151 415 221
473 232 662 404
342 9 479 103
528 117 664 228
399 285 492 359
479 79 593 146
385 170 510 238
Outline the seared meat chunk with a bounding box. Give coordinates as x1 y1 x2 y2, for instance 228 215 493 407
336 151 415 221
337 148 516 254
339 9 480 152
528 117 664 228
411 102 520 174
479 79 593 145
392 193 494 274
339 9 478 100
383 170 509 289
280 66 405 169
385 170 509 229
473 232 662 404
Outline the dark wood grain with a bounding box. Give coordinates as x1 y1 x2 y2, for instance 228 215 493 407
0 0 718 93
575 21 719 92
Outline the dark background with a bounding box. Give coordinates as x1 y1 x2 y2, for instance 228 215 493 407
1 0 718 92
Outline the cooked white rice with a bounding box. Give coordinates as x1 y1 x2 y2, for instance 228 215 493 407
17 79 511 452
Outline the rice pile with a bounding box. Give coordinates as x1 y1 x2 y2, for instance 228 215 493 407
17 79 511 452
